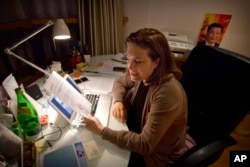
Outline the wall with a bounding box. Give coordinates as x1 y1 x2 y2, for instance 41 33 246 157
122 0 250 57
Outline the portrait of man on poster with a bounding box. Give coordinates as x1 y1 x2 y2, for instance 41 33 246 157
197 23 223 47
197 13 232 48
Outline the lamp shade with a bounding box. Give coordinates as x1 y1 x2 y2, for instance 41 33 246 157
53 19 71 40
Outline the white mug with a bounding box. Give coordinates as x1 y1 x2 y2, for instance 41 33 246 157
84 55 91 64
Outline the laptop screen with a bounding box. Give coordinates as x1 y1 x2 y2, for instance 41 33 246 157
65 76 82 94
50 96 74 119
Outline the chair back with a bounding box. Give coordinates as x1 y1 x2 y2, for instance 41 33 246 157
181 45 250 146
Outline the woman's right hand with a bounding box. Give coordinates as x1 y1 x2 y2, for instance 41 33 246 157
112 102 127 123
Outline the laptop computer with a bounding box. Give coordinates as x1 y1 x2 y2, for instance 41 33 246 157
47 74 112 127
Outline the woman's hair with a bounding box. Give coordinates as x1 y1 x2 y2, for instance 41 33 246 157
125 28 182 84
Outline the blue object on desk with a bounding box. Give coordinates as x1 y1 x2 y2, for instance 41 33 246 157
44 141 88 167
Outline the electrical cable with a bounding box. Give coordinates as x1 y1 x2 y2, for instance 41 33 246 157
35 123 68 149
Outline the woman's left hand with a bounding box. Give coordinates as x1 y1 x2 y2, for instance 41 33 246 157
84 115 105 135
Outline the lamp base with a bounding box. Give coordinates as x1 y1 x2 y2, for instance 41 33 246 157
61 57 73 74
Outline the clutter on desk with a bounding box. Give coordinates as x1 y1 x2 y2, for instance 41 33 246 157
0 104 22 139
0 104 14 128
77 76 115 94
40 103 49 125
69 46 84 69
92 55 127 76
25 83 43 100
2 73 19 100
111 53 127 64
1 73 42 138
83 53 128 76
0 123 23 167
97 59 127 75
43 140 90 167
74 77 89 84
113 66 126 73
49 61 62 73
15 87 40 136
72 71 84 78
69 45 91 70
76 62 89 71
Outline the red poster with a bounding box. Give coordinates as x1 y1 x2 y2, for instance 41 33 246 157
197 13 232 47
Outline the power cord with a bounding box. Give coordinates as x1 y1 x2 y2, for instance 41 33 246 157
35 123 68 150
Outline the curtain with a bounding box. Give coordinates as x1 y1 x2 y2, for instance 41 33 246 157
78 0 124 56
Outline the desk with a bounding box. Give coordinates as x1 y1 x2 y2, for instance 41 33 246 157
30 55 130 166
36 103 130 167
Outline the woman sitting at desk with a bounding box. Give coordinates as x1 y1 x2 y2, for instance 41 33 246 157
84 28 188 167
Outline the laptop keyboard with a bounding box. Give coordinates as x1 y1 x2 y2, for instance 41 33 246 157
85 94 100 115
72 94 100 127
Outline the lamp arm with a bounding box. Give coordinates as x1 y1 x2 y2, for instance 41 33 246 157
5 49 50 76
7 20 54 50
4 20 54 76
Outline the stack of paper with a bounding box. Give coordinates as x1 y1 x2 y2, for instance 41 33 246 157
110 53 127 64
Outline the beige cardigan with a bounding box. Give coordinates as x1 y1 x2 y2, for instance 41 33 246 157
101 74 187 167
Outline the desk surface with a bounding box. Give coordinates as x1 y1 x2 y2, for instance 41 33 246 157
34 55 130 167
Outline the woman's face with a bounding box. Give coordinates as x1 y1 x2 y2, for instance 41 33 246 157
126 43 159 83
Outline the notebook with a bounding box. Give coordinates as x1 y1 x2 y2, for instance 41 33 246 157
47 74 112 127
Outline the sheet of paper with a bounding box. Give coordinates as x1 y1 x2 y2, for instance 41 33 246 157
95 59 127 76
83 140 100 160
2 74 19 99
110 53 127 64
44 71 91 117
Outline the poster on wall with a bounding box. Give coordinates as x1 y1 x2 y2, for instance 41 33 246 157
197 13 232 47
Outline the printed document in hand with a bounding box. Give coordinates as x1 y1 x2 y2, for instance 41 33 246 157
44 71 91 117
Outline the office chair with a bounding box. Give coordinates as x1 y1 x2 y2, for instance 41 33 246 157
172 45 250 167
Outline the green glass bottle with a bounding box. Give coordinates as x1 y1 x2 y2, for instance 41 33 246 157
15 87 40 136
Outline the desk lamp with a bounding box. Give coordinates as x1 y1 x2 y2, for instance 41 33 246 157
4 18 71 76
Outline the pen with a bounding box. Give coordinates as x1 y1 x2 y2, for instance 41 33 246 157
85 70 99 73
111 58 127 64
88 74 102 76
